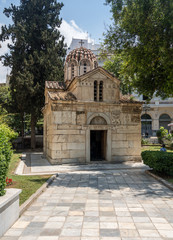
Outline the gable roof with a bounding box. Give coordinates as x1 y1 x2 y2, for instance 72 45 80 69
66 67 120 90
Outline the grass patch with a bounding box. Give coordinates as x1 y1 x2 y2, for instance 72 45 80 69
6 152 51 205
142 145 173 152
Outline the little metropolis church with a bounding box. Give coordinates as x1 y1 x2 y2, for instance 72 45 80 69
43 45 142 164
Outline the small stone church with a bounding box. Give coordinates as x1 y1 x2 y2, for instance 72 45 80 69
43 46 142 164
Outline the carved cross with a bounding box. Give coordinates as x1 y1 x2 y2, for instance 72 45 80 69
79 39 85 47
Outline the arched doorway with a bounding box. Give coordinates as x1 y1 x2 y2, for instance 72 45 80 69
159 114 171 131
90 116 107 161
141 114 152 137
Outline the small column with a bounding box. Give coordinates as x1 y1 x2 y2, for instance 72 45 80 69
106 129 112 161
86 129 90 163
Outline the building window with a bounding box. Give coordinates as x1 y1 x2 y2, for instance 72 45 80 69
159 114 171 131
71 64 74 78
141 114 152 137
94 81 97 101
99 81 103 101
84 63 87 73
143 95 149 101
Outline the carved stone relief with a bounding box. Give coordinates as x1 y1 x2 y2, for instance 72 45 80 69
122 106 141 114
90 116 107 125
131 114 140 123
111 111 121 125
77 111 86 125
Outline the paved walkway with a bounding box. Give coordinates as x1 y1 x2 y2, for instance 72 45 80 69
15 153 150 175
2 168 173 240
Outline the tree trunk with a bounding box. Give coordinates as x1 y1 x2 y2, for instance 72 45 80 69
21 113 24 149
31 114 36 149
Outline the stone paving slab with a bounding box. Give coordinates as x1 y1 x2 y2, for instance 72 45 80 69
15 153 150 175
2 168 173 239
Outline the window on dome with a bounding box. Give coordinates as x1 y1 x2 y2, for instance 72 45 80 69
94 81 97 101
99 81 103 101
94 61 97 69
71 64 74 78
84 63 87 73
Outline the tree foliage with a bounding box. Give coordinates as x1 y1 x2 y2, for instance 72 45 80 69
0 86 12 114
104 0 173 99
0 0 66 148
101 53 133 95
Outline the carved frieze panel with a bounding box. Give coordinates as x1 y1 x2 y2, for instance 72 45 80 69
121 114 131 125
131 114 140 123
122 105 141 113
132 106 142 113
111 111 121 125
51 105 63 111
77 113 86 125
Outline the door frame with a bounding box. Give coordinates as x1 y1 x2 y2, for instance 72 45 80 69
86 126 111 163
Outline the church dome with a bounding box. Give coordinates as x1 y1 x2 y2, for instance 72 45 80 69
64 47 98 82
66 47 97 63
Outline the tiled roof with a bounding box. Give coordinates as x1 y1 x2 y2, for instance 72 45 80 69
119 95 142 103
66 47 97 63
45 81 66 90
48 91 77 101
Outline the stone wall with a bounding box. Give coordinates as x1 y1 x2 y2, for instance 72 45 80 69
43 101 142 164
72 72 120 103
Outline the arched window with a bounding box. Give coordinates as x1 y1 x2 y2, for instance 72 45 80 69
84 63 87 73
159 114 171 131
99 81 103 101
94 61 98 69
141 114 152 137
71 64 74 78
94 81 97 101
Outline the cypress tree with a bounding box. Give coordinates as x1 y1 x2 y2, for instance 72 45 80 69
0 0 66 148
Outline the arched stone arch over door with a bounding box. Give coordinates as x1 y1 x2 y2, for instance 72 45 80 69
90 116 107 125
87 113 111 125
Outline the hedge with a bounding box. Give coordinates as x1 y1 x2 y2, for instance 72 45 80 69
141 151 173 176
0 124 18 196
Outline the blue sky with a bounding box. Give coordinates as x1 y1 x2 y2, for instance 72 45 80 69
0 0 112 82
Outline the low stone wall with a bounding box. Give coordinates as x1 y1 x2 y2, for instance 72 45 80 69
0 188 21 237
13 135 43 149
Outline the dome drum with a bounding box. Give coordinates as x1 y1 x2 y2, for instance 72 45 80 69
65 47 98 81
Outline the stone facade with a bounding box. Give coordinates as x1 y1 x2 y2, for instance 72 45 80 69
43 47 142 164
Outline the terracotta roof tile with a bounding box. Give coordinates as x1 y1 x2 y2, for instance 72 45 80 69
48 91 77 101
66 47 97 63
119 95 142 103
46 81 66 90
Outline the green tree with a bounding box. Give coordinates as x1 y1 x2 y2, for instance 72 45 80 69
0 86 28 147
104 0 173 99
0 85 12 114
101 53 133 95
0 0 66 148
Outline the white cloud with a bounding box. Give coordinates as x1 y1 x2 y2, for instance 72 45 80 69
0 20 94 83
59 20 94 47
0 24 11 83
